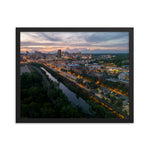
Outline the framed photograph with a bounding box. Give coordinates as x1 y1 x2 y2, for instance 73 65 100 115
16 27 133 123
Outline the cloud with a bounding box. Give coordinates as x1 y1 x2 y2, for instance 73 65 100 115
21 41 58 46
39 33 61 41
21 32 62 42
85 32 128 43
81 49 128 54
65 48 128 54
21 40 128 49
69 43 92 47
21 32 129 53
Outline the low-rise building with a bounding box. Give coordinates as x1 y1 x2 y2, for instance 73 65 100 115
118 72 129 80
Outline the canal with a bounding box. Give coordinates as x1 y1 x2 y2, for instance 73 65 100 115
41 67 92 115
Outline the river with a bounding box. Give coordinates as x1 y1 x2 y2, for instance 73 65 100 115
41 67 92 115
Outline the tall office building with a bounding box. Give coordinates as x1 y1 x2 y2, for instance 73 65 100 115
58 49 61 58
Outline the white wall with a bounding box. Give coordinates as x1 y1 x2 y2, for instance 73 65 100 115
0 0 150 150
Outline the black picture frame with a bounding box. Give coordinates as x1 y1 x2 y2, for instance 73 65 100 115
16 27 134 123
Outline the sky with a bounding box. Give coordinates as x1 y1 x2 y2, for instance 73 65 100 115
21 32 129 54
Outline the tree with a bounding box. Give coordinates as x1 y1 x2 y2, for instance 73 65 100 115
116 100 123 108
76 78 83 84
28 102 41 118
41 103 56 118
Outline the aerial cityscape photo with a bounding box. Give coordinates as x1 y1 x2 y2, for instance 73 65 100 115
20 31 130 119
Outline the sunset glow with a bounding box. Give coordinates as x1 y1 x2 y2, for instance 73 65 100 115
21 32 129 53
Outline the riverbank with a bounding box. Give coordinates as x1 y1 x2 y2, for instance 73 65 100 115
21 65 89 118
41 66 93 116
39 63 128 119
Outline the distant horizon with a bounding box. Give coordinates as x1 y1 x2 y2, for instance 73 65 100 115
20 50 129 55
21 32 129 54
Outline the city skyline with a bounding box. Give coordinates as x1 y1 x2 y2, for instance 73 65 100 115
21 32 129 54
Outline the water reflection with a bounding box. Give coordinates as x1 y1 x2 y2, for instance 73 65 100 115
41 67 92 115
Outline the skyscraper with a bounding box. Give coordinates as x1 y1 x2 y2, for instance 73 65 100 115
58 49 61 58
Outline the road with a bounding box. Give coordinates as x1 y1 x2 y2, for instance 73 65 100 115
44 65 128 119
